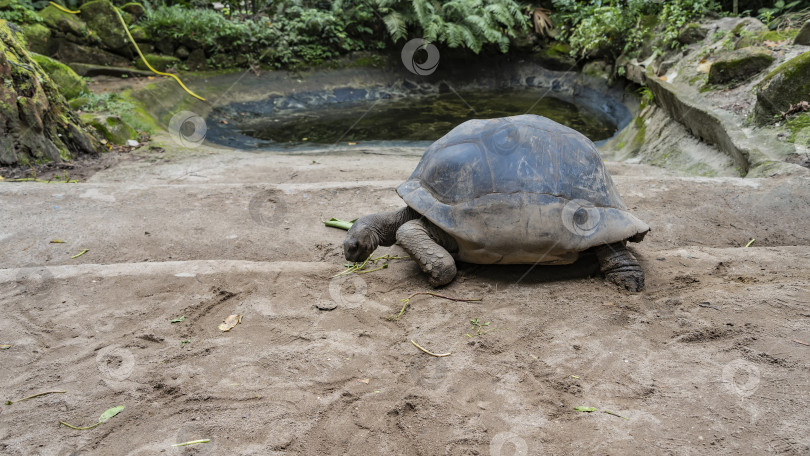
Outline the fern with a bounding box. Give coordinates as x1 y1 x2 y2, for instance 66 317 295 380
368 0 528 53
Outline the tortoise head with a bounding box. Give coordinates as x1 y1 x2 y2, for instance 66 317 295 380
344 221 376 262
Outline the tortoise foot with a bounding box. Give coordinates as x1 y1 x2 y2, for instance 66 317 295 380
595 242 645 292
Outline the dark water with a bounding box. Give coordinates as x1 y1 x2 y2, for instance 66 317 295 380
237 89 617 145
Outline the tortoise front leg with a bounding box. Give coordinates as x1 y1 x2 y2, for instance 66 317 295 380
396 219 458 287
594 242 645 292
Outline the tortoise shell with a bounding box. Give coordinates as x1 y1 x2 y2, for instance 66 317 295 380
397 115 649 264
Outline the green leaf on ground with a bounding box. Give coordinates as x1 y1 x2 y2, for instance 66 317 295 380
98 406 125 423
574 406 598 412
324 218 356 230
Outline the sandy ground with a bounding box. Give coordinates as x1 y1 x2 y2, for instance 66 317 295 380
1 135 809 455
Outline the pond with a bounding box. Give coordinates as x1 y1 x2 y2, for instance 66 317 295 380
204 88 619 149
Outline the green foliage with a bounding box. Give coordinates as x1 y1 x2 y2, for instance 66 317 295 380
658 0 719 50
139 4 378 68
758 0 802 28
76 92 154 133
363 0 528 53
0 0 44 25
552 0 718 58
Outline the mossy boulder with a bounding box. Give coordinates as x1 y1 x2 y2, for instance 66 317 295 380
534 42 576 71
708 47 774 84
134 53 180 71
21 23 51 54
79 0 132 57
754 51 810 125
83 114 137 145
678 23 708 45
120 3 145 21
795 21 810 46
30 53 87 100
51 40 130 66
39 4 86 37
736 29 799 49
128 25 148 42
582 60 610 81
0 19 101 166
730 17 767 36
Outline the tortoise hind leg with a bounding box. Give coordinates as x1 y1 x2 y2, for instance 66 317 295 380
594 242 645 292
396 219 458 287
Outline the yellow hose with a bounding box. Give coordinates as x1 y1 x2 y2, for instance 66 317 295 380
48 1 79 14
47 1 206 102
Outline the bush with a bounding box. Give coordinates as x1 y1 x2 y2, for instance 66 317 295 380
362 0 528 53
552 0 719 59
139 4 379 68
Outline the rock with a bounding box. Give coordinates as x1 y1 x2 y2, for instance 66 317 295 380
533 42 577 71
134 53 180 72
754 51 810 125
129 25 148 43
0 19 101 166
186 48 206 71
678 23 708 45
730 17 767 36
582 60 610 81
39 4 86 37
79 0 132 57
30 53 88 100
83 114 138 145
794 21 810 46
120 3 145 21
52 40 130 66
21 23 51 54
175 46 189 59
155 39 174 56
67 62 152 77
708 47 774 84
736 29 800 49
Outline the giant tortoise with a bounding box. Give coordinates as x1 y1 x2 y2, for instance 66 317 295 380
344 115 650 291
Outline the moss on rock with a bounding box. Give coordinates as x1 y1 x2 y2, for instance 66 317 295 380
79 0 131 57
83 113 137 145
134 53 180 71
39 5 86 37
31 53 88 100
21 23 50 54
678 22 708 45
754 51 810 125
120 3 145 21
736 29 799 49
708 47 774 85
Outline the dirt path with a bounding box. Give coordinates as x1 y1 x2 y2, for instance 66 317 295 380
1 137 809 455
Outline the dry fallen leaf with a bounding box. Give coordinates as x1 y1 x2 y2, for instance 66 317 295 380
218 314 242 331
